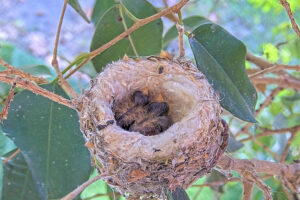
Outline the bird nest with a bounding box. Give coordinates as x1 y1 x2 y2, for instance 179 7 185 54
76 57 229 199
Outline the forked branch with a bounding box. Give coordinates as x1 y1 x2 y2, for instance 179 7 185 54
65 0 190 78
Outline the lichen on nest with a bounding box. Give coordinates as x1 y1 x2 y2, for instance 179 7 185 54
76 57 229 199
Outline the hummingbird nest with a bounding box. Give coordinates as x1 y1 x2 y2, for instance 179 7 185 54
76 57 229 199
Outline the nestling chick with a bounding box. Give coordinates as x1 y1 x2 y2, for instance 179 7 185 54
129 95 172 136
113 90 149 130
113 90 172 136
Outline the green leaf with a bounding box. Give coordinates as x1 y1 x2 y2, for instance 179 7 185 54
2 83 91 199
163 16 209 48
2 150 40 200
90 0 163 72
227 132 244 152
18 65 52 77
68 0 90 23
167 187 190 200
0 160 2 200
189 23 257 122
91 0 116 25
0 42 53 79
0 129 16 156
206 169 226 193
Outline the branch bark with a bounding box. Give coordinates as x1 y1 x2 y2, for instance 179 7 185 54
65 0 190 79
0 76 74 109
279 0 300 37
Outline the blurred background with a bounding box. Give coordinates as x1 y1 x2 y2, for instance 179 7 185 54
0 0 299 199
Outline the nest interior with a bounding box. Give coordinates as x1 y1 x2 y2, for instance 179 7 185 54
77 58 229 199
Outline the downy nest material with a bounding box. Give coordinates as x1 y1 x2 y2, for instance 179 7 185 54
77 57 229 199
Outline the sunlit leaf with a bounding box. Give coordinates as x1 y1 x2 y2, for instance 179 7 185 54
2 83 91 199
189 23 257 122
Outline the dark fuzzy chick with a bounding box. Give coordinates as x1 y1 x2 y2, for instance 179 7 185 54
129 101 172 136
113 91 149 130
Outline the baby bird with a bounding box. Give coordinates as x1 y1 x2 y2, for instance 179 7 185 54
113 90 149 130
129 95 172 136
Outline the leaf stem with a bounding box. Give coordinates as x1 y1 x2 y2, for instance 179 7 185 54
64 0 190 78
120 2 140 22
119 5 139 58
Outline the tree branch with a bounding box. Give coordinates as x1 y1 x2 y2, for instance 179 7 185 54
64 0 190 78
61 174 107 200
239 125 300 142
279 0 300 37
218 155 300 198
0 58 49 84
0 82 16 120
51 0 78 98
0 76 74 109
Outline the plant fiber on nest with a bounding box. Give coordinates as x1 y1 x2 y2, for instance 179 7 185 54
76 57 229 199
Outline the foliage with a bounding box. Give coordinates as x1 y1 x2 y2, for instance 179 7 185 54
0 0 299 199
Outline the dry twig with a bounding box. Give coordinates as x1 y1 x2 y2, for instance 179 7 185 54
239 125 300 142
51 0 78 98
0 58 48 84
61 174 107 200
2 148 20 164
65 0 190 79
279 0 300 37
242 180 254 200
0 82 16 120
280 130 297 162
0 76 74 109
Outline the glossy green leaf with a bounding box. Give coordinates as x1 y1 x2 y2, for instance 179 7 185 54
227 132 244 152
91 0 116 25
2 83 91 199
0 160 2 200
18 65 52 77
189 23 257 122
90 0 163 72
0 42 53 78
68 0 90 23
206 169 226 193
167 187 190 200
163 16 209 48
0 129 16 156
2 150 40 200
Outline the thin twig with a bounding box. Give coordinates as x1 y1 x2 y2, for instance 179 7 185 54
251 77 300 91
254 138 280 161
279 0 300 37
51 0 78 98
176 23 185 58
249 64 299 79
0 58 49 84
61 174 106 200
246 52 300 70
239 125 300 142
0 76 74 109
0 82 16 120
3 148 20 164
82 192 121 200
255 87 282 117
280 131 297 162
64 0 189 78
242 180 253 200
192 177 241 188
279 177 293 200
